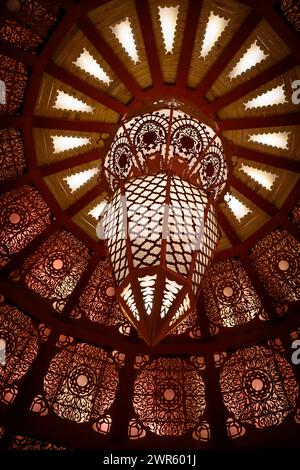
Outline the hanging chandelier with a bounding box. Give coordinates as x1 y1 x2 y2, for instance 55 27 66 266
97 104 228 346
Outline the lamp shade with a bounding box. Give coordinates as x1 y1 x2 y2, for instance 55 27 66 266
97 107 228 346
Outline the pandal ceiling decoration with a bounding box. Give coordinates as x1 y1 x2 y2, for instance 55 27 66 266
98 105 228 346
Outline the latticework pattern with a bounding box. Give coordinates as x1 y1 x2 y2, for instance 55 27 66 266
44 342 118 423
133 357 206 436
202 258 265 327
250 230 300 301
220 345 299 429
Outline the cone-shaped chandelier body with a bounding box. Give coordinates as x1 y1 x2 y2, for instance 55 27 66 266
98 107 228 346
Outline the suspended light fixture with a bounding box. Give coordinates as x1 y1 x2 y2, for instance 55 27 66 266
97 104 228 346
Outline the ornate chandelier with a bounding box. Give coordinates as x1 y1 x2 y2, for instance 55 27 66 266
97 105 228 346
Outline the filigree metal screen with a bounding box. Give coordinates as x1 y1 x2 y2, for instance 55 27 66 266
99 107 228 346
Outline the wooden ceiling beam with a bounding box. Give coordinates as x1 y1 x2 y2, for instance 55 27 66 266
46 61 126 114
65 184 102 218
2 275 300 357
40 130 114 175
194 10 261 98
218 112 300 130
209 55 297 113
61 252 103 318
32 116 118 133
40 149 100 176
215 177 300 260
216 207 241 246
78 0 113 12
0 116 23 129
3 331 60 440
231 174 277 216
255 2 300 64
176 0 203 89
234 145 300 173
0 277 126 350
0 172 35 194
23 6 83 116
0 42 38 67
33 178 104 254
78 15 142 98
135 0 163 89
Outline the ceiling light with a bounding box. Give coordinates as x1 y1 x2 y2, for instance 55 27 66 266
224 192 250 221
229 40 268 79
51 135 91 154
200 11 230 58
110 18 139 64
97 107 228 346
240 164 278 190
64 167 98 193
248 131 290 150
73 48 112 84
89 201 108 220
244 85 287 109
54 90 94 113
158 5 179 53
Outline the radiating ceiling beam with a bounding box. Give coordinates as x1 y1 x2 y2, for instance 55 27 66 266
46 61 126 114
176 0 203 89
0 116 23 129
40 149 100 176
0 172 35 194
255 2 300 63
3 331 60 436
61 253 103 318
135 0 163 89
23 6 83 116
239 251 276 320
209 55 297 113
231 174 277 216
78 15 142 98
215 178 300 260
66 184 102 218
234 145 300 173
32 116 118 133
218 113 300 130
0 42 38 67
216 207 241 246
194 10 261 98
1 274 300 356
33 178 104 254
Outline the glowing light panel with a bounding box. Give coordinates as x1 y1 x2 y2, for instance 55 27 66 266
248 131 290 150
240 164 278 190
200 11 230 58
64 167 99 193
73 48 111 84
244 85 287 109
229 41 268 79
88 200 108 220
110 18 139 64
54 90 94 113
51 135 91 154
224 193 251 221
158 5 179 53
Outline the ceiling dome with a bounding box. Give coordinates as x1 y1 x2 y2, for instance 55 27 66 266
0 0 299 453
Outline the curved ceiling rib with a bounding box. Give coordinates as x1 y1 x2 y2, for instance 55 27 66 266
78 15 142 97
194 10 261 98
135 0 163 88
